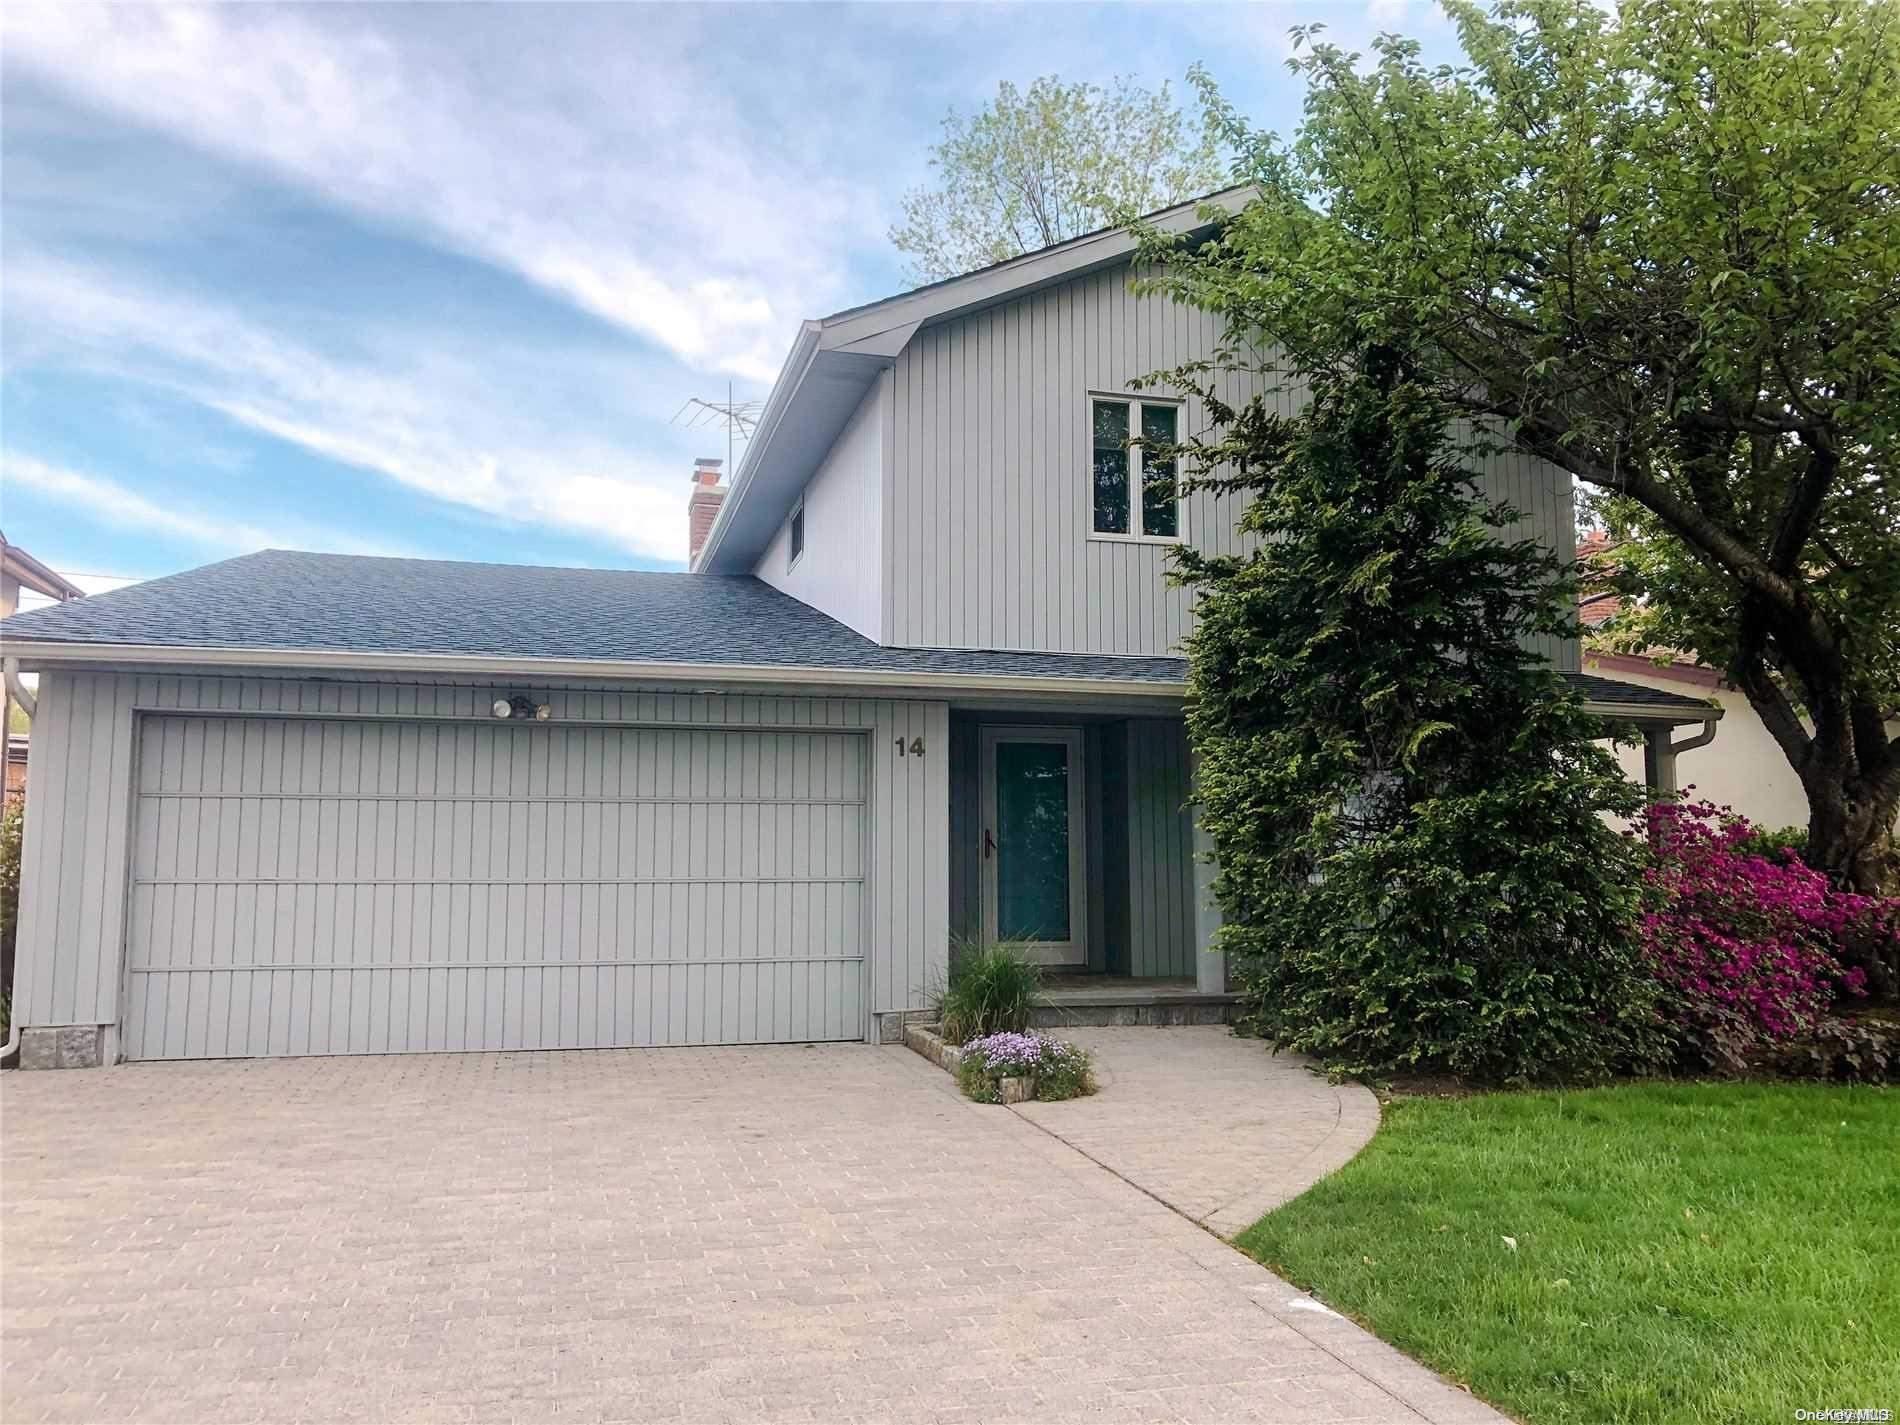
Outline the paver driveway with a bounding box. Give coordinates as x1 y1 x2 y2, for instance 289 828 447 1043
1 1034 1501 1425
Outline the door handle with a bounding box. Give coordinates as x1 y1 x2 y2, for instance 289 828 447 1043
984 828 996 859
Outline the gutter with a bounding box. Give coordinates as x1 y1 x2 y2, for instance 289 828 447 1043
4 642 1730 722
0 533 86 604
1585 699 1725 725
2 639 1189 702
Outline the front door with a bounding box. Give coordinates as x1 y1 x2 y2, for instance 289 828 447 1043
979 727 1087 967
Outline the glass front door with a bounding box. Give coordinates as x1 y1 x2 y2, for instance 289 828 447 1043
980 728 1086 965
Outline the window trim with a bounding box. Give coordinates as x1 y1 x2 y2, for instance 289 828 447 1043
787 498 806 570
1086 390 1185 544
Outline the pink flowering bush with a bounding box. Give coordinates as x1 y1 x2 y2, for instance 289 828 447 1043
1639 799 1895 1072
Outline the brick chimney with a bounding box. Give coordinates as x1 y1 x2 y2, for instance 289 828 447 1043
687 457 725 565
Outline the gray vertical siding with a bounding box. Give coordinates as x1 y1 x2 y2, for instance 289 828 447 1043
882 261 1579 670
1123 719 1195 979
887 264 1274 656
1489 446 1580 673
121 717 869 1058
947 716 979 946
1097 723 1131 975
12 672 949 1051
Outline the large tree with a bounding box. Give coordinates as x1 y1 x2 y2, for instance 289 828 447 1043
891 75 1224 283
1142 0 1900 890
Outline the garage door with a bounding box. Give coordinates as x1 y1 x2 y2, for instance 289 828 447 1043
123 715 867 1059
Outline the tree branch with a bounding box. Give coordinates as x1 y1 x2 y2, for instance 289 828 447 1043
1731 645 1815 772
1769 432 1840 576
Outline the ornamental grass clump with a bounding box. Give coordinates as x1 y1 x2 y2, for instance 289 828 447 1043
956 1031 1095 1103
936 940 1043 1043
1640 799 1896 1073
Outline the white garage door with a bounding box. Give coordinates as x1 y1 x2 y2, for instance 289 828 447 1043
123 715 867 1060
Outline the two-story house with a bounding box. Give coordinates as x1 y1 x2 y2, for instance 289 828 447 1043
0 190 1719 1068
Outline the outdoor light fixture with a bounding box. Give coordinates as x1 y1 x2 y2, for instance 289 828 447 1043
491 695 551 721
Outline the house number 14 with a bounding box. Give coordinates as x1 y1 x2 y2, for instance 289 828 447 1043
894 737 925 756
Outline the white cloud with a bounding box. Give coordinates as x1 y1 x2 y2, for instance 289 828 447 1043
2 453 397 559
4 257 695 562
1 3 882 384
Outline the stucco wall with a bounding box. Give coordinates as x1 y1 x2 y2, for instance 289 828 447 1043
1590 657 1810 829
755 373 886 642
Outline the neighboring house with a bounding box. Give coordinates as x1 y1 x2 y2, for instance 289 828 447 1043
1577 536 1894 833
0 190 1720 1068
0 532 86 815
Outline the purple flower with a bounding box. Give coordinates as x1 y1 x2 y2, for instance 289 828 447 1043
963 1030 1087 1075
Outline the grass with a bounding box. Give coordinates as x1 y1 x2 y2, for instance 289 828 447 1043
1235 1082 1900 1424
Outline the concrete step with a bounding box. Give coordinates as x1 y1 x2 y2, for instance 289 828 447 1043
1032 990 1239 1028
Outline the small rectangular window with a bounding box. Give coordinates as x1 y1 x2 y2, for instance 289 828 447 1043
1090 395 1181 539
789 503 805 566
1140 403 1179 538
1092 400 1130 535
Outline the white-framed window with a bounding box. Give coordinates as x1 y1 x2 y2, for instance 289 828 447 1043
1090 395 1181 540
788 499 805 568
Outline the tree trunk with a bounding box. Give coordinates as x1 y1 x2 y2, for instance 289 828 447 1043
1807 791 1898 895
1786 702 1900 896
1804 780 1887 891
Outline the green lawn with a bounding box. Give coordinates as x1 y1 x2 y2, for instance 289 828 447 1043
1236 1082 1899 1424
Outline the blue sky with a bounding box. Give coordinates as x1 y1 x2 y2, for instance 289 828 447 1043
1 0 1457 594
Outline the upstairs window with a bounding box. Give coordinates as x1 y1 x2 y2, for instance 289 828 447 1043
788 501 805 567
1091 397 1180 540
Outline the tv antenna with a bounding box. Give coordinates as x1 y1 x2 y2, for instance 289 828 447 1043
671 382 762 474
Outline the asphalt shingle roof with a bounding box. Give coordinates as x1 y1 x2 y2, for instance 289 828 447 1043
0 549 1721 717
0 550 1187 683
1563 671 1716 714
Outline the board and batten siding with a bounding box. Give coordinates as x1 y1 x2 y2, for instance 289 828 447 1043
1123 719 1196 979
123 716 868 1058
881 261 1579 672
12 671 948 1054
754 371 888 642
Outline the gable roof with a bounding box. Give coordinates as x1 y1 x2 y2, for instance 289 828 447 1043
694 186 1256 575
0 549 1187 695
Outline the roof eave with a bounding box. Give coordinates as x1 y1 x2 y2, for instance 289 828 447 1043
1584 699 1724 726
0 536 86 602
815 185 1254 350
6 638 1725 724
2 639 1189 703
693 320 824 573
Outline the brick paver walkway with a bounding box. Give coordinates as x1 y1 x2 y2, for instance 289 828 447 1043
1013 1028 1382 1237
1 1040 1501 1424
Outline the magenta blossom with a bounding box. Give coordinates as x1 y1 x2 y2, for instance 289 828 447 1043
1638 798 1892 1071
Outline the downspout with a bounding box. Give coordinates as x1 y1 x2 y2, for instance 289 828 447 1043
1642 718 1718 797
4 656 36 720
1 658 29 1065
